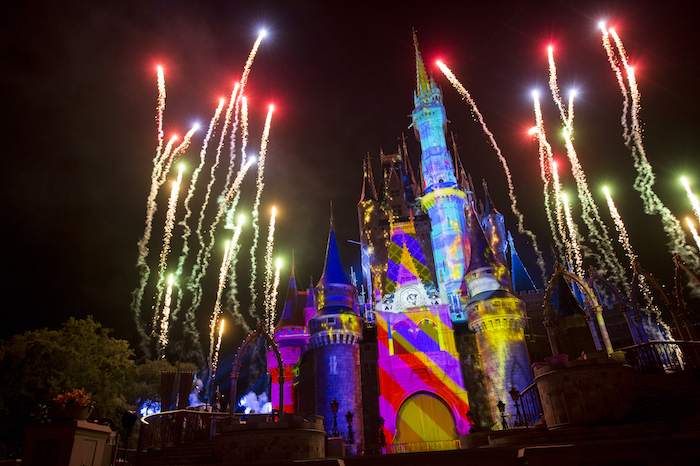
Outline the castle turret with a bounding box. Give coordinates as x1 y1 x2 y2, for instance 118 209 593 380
308 221 364 449
464 203 532 429
412 33 469 322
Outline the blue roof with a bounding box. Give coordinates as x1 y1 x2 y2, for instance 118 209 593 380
318 227 350 286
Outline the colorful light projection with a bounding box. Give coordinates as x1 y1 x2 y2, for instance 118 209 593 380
375 220 469 443
413 38 469 317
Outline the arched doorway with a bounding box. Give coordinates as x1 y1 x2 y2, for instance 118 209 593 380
395 392 458 445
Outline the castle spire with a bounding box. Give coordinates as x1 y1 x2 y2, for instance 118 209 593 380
413 30 431 96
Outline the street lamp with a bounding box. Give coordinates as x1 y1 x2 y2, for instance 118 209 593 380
346 411 355 444
378 417 386 453
330 398 340 437
509 386 525 427
466 410 476 433
496 400 507 430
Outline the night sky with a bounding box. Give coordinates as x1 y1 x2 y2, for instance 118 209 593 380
2 0 699 367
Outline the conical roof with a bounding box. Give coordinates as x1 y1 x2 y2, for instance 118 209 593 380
466 203 503 274
318 224 350 287
555 274 586 319
509 232 538 292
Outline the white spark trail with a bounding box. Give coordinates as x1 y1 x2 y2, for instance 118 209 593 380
158 275 174 358
562 193 584 279
532 95 565 259
248 105 275 319
268 260 282 335
263 207 277 331
548 50 627 290
174 99 225 324
437 62 547 282
604 27 700 271
153 165 185 329
687 218 700 251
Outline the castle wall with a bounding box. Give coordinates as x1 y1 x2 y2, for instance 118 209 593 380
312 343 364 446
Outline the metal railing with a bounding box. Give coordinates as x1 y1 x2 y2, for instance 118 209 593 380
619 340 700 377
383 439 461 454
136 410 229 454
518 381 543 427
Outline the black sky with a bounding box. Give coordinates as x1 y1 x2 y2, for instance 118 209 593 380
2 0 699 363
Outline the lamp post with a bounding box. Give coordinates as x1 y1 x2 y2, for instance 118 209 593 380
509 386 525 427
496 400 507 430
466 410 476 433
330 398 340 437
378 417 386 453
346 411 355 444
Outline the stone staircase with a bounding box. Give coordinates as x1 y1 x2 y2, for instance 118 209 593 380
138 438 216 466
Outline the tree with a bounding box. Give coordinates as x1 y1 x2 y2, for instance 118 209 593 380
0 316 138 458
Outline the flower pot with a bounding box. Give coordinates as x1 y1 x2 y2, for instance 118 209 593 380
49 405 92 421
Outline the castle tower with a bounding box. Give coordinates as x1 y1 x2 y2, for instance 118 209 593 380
267 263 308 414
374 218 470 446
308 221 364 447
464 203 532 428
412 34 469 322
480 180 512 291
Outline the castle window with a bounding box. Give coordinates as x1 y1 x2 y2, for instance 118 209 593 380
328 317 336 324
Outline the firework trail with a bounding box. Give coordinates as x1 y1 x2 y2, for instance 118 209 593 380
567 90 576 130
157 275 174 358
209 241 232 367
209 216 247 366
604 187 668 340
224 215 251 333
221 31 266 197
531 94 565 260
551 161 570 263
546 51 628 290
268 259 282 335
212 318 225 378
187 84 240 314
603 27 700 271
681 177 700 223
189 157 255 328
248 105 275 319
155 66 166 161
687 218 700 251
562 193 584 278
152 165 185 330
263 207 277 330
603 187 636 265
437 61 547 282
600 25 630 144
547 46 568 124
130 115 178 356
225 97 249 230
173 100 226 327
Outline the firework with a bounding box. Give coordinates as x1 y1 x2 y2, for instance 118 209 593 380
602 27 700 271
248 105 275 319
174 99 226 322
681 177 700 223
532 94 564 259
152 165 185 329
551 161 569 263
158 275 175 358
547 48 627 291
437 61 547 282
212 319 225 378
268 258 282 335
263 206 277 331
687 218 700 251
562 193 584 278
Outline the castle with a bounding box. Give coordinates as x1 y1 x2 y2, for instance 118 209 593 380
265 36 536 451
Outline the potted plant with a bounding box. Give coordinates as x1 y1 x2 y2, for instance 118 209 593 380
49 388 94 421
